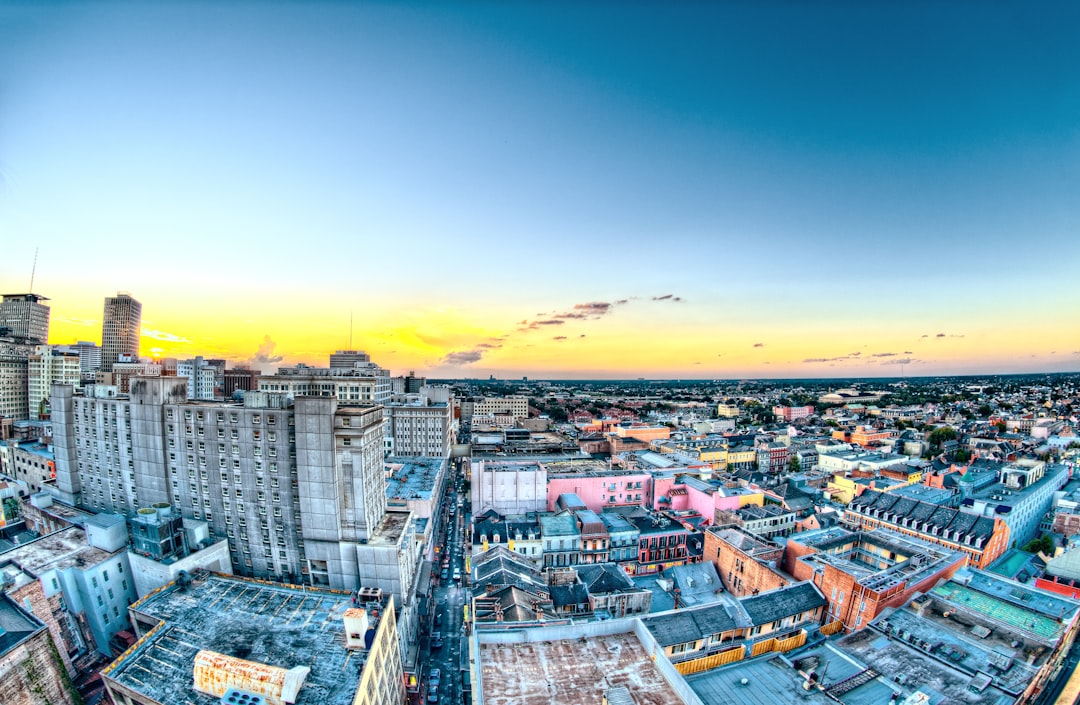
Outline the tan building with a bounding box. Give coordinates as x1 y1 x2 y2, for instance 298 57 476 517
703 527 789 597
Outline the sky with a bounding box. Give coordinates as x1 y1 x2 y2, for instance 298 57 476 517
1 1 1078 379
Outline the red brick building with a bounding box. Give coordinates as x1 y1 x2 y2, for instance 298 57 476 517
703 526 788 597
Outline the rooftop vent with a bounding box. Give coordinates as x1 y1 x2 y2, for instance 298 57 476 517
221 690 265 705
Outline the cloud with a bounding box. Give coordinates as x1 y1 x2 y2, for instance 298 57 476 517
476 342 502 349
849 352 861 357
872 352 897 358
933 333 965 339
936 333 946 338
251 335 284 364
903 351 913 355
579 334 586 338
803 358 831 363
881 357 916 365
921 334 929 338
753 343 765 348
651 294 684 302
553 336 567 341
142 328 191 344
614 299 629 305
573 301 613 315
56 316 99 327
442 349 485 365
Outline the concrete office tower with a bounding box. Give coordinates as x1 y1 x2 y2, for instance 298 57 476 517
0 293 50 343
27 345 81 419
329 349 370 368
101 292 142 372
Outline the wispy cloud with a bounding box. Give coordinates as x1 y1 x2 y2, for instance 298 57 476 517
881 357 916 365
553 336 567 341
142 328 191 344
753 343 765 348
872 352 896 358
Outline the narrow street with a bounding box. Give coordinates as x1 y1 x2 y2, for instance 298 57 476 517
417 460 471 705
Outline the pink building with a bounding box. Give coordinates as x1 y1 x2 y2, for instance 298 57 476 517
656 476 745 526
546 471 652 512
773 405 815 421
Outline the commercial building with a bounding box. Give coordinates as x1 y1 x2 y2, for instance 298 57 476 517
773 405 814 421
703 527 788 597
784 526 966 632
0 337 33 421
836 568 1080 704
382 394 453 457
103 573 403 705
100 293 141 373
176 356 217 400
471 459 548 515
27 345 80 419
259 362 392 405
0 293 50 343
846 488 1010 568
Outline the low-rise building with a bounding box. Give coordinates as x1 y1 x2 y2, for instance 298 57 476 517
703 527 788 597
784 526 966 632
103 573 403 705
846 489 1010 568
836 568 1080 704
0 592 79 705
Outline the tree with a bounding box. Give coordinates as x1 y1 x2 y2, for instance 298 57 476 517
787 455 801 473
1022 535 1054 555
927 427 957 447
978 404 992 417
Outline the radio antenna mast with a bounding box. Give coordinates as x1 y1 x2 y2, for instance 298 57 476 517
28 248 39 293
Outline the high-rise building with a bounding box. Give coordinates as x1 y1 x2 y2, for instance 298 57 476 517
58 340 103 380
50 380 424 671
176 356 217 400
0 293 50 343
27 345 81 419
0 338 33 421
100 292 141 372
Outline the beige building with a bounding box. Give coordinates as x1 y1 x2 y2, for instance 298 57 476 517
27 345 80 419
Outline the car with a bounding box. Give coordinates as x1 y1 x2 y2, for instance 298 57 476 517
431 631 443 649
429 668 441 687
453 568 461 581
440 568 448 580
427 688 438 703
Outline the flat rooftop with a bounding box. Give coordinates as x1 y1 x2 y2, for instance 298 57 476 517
368 510 411 546
106 574 382 705
688 648 896 705
479 632 686 705
384 456 445 503
0 525 114 572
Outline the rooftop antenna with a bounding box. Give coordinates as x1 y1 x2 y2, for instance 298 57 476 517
28 247 38 293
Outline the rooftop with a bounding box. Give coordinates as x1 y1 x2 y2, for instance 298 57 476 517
478 631 687 705
689 647 896 705
0 525 115 573
384 456 445 503
105 573 387 705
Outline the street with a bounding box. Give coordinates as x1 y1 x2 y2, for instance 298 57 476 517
417 460 470 705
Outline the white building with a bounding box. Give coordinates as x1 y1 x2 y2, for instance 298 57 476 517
383 392 454 458
28 345 81 419
176 356 217 400
100 293 141 373
471 460 548 515
259 363 392 405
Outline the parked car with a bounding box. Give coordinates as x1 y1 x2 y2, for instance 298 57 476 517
440 568 448 580
432 631 443 649
429 668 441 687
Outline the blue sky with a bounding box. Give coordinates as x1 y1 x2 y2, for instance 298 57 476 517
1 1 1078 377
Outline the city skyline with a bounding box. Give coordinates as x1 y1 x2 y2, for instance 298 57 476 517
2 2 1078 379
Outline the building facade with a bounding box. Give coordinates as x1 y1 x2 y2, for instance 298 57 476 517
0 293 50 343
100 293 141 373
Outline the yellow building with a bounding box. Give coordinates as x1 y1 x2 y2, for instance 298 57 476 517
717 403 741 418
